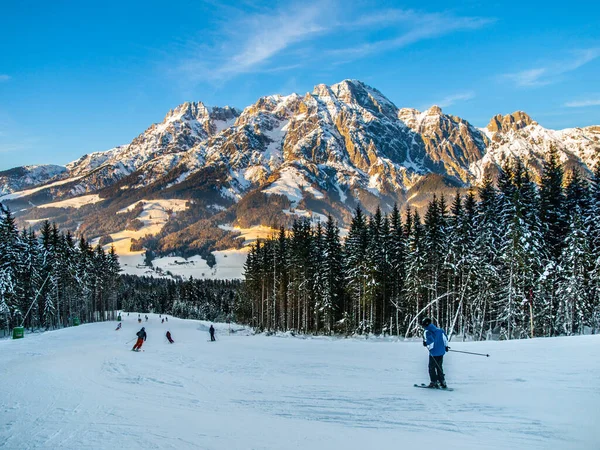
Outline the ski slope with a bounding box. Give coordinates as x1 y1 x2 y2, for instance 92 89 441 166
0 315 598 450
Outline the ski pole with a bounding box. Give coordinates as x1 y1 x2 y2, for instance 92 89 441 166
126 338 136 344
448 349 490 357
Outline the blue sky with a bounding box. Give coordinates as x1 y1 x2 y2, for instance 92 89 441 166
1 0 599 170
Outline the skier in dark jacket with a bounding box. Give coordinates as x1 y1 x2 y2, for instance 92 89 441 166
132 327 147 351
421 317 449 388
166 330 174 343
209 325 216 341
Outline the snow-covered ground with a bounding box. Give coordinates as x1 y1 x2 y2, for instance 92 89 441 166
151 249 250 280
37 194 103 209
218 224 278 245
0 175 84 202
1 315 598 449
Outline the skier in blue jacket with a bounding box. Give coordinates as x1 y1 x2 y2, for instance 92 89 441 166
421 317 449 388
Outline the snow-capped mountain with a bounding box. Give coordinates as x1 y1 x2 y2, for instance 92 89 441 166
0 164 67 196
1 79 598 261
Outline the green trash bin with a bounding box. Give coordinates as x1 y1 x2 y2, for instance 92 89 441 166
117 315 122 321
12 326 24 339
73 317 80 326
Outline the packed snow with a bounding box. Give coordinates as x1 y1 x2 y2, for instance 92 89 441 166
1 317 598 449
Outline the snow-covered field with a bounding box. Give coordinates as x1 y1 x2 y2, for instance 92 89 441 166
1 315 598 450
36 194 103 209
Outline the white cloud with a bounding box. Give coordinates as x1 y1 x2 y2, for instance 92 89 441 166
503 49 600 87
174 3 494 82
436 91 476 108
565 98 600 108
329 12 493 59
177 2 328 81
220 5 325 75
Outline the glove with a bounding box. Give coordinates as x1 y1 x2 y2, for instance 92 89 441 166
422 341 427 347
445 346 450 352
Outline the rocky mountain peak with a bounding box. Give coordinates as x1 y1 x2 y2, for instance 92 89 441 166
164 101 239 124
166 101 210 122
311 79 398 120
426 105 443 115
487 111 536 134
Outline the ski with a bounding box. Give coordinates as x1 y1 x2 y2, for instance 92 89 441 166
414 383 453 391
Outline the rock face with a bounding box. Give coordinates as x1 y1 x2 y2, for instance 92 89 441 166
1 79 599 247
487 111 535 134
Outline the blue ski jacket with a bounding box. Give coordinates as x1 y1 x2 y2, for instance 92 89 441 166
424 323 448 357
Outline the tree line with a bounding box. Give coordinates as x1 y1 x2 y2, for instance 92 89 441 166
0 208 121 333
117 275 242 323
241 149 600 339
0 204 244 335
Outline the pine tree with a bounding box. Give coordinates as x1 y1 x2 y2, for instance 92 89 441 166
322 215 343 334
388 204 406 336
404 209 426 337
556 213 591 335
539 146 567 260
344 207 369 333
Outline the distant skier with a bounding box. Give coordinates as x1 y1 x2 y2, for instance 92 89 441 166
145 315 148 322
138 318 142 324
166 331 174 343
421 317 449 389
132 327 147 351
165 317 168 322
115 322 122 331
209 324 216 342
161 318 164 324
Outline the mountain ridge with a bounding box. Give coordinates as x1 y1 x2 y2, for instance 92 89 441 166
1 79 598 270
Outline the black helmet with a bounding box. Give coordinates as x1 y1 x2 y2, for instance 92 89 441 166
421 317 432 327
141 327 145 331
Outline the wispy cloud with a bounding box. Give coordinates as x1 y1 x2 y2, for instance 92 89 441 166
328 12 493 59
177 2 328 81
503 49 600 87
173 3 494 82
565 97 600 108
435 91 476 108
0 74 10 82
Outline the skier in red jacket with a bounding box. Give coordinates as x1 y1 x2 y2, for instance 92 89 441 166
132 327 147 351
166 330 174 343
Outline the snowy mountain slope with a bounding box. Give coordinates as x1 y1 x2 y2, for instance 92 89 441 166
0 164 67 196
1 316 598 450
1 80 598 277
470 112 600 181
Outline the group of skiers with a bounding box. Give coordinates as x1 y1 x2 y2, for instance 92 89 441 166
118 314 216 352
120 312 449 388
131 325 215 350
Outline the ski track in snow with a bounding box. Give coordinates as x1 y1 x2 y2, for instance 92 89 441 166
0 315 599 449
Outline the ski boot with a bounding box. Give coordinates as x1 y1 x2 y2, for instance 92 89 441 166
427 381 440 389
